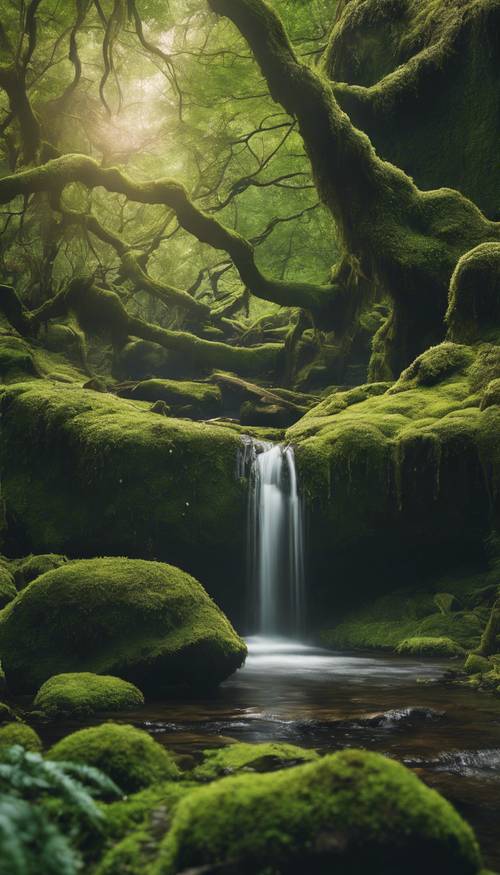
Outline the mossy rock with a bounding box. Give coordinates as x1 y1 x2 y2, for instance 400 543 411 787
0 334 38 383
0 557 246 694
0 722 42 753
396 636 464 658
192 742 319 781
464 654 491 675
0 566 17 608
34 672 145 719
0 380 246 607
447 244 500 344
157 749 481 875
94 781 197 874
123 378 222 419
13 552 67 589
49 723 179 793
287 340 500 606
481 378 500 410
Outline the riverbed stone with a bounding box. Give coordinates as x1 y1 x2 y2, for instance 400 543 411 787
0 557 246 693
156 749 481 875
49 723 179 792
34 672 145 718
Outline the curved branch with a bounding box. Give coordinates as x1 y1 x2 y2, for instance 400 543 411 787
0 154 341 317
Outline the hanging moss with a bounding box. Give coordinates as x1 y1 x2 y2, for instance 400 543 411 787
0 379 247 607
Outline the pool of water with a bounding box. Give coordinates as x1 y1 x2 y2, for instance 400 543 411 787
41 638 500 868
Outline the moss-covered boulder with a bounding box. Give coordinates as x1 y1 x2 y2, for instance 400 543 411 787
156 750 481 875
0 722 42 752
49 723 179 793
464 653 491 675
0 380 245 610
120 378 222 419
192 742 319 781
34 673 145 718
396 636 464 658
0 557 246 693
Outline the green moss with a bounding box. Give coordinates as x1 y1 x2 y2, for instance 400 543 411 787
0 333 38 383
0 557 246 694
34 673 145 719
287 340 500 604
0 566 17 608
122 379 222 419
396 636 464 657
156 750 481 875
0 380 246 599
328 0 500 218
0 721 42 752
49 723 179 793
13 553 67 589
447 244 500 344
95 781 196 875
323 587 484 652
464 654 491 675
192 742 318 781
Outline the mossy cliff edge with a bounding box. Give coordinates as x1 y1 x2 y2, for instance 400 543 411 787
0 376 246 611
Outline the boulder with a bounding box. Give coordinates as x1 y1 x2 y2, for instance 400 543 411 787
157 749 480 875
34 672 145 718
49 723 179 793
0 557 246 693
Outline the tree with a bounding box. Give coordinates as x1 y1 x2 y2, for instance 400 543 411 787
0 0 498 382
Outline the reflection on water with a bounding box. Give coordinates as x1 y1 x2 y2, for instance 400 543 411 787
40 637 500 868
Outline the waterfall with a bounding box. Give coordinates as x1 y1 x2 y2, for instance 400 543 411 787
240 438 305 637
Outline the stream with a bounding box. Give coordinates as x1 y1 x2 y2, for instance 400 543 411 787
41 637 500 869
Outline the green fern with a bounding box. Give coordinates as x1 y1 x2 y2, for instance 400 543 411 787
0 745 123 875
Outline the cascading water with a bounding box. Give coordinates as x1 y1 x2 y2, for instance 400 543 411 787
239 438 305 637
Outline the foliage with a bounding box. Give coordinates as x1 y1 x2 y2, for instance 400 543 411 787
0 744 121 875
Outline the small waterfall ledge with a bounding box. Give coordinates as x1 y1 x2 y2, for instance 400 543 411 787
238 437 305 637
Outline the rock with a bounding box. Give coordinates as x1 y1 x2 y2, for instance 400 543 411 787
49 723 179 793
447 243 500 344
34 673 145 719
464 654 491 675
156 750 480 875
0 722 42 752
192 742 319 781
396 636 465 657
0 380 245 609
0 557 246 693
